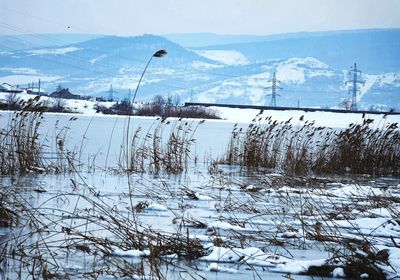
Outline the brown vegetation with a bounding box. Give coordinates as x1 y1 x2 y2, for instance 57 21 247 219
223 113 400 176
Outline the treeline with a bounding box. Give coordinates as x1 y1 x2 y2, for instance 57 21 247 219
0 92 74 113
95 95 221 119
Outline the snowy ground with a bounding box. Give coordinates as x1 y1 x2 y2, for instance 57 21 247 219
1 91 399 127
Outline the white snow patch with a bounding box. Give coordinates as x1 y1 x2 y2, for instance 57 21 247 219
386 247 400 278
194 192 214 200
207 221 247 231
276 63 305 84
378 73 400 86
332 267 345 277
195 50 249 65
273 57 334 83
201 246 327 274
270 259 327 274
368 208 393 218
90 55 106 64
330 184 384 198
113 248 150 257
146 203 168 211
358 74 378 100
201 247 288 264
308 70 335 78
27 47 81 56
207 263 238 273
191 61 222 69
213 107 400 127
285 57 330 69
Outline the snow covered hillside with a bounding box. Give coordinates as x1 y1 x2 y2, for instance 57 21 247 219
0 29 399 110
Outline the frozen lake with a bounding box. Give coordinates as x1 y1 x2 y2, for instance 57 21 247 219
1 109 400 279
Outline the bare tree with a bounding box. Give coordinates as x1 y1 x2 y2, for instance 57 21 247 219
339 98 352 110
51 98 67 112
173 94 181 106
5 92 20 110
153 95 165 105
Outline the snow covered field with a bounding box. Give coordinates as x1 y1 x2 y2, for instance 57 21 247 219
0 97 400 279
1 90 399 126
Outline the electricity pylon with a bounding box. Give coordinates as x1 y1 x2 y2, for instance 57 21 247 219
107 84 117 101
265 72 282 107
346 63 365 111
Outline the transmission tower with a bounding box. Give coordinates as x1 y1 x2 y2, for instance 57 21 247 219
265 72 282 107
107 84 117 101
346 63 365 110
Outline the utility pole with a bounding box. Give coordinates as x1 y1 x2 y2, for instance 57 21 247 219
265 72 282 107
38 79 41 95
346 63 365 111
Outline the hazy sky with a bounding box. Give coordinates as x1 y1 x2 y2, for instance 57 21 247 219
1 0 400 36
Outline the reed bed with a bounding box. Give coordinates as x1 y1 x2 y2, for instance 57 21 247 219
0 97 45 174
119 118 203 174
1 160 399 279
223 113 400 176
0 98 84 175
202 169 400 279
0 175 207 279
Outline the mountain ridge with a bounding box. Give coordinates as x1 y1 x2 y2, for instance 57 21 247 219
0 30 399 110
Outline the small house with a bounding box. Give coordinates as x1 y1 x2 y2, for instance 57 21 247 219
50 88 80 99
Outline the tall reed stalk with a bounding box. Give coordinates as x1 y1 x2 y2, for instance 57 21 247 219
119 118 203 174
0 97 45 174
223 114 400 176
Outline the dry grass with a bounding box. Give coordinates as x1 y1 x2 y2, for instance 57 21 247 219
0 97 45 174
223 113 400 176
0 176 207 279
119 118 203 174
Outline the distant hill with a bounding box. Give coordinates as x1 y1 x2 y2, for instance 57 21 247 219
0 34 211 77
0 33 100 51
165 29 395 48
164 33 274 47
0 30 399 110
196 29 400 74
